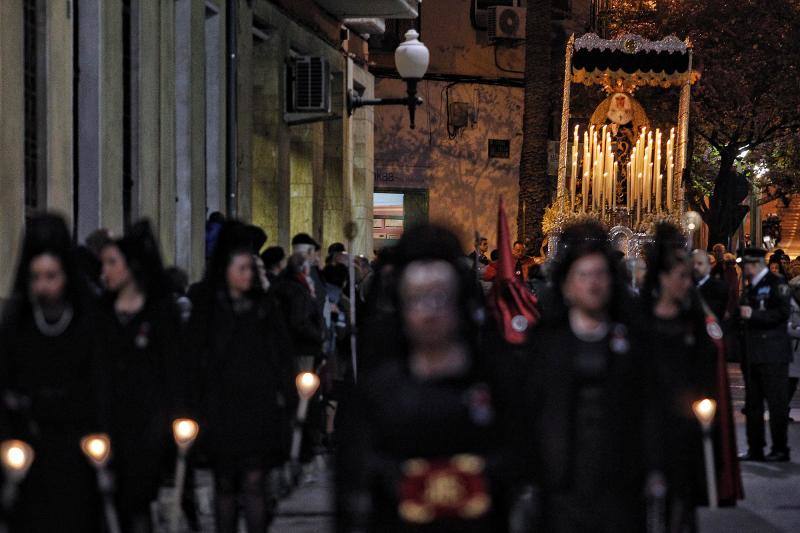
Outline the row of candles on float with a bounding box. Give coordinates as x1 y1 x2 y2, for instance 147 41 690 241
569 124 677 222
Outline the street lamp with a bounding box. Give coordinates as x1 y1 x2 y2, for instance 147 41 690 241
80 434 121 533
347 29 429 129
692 398 719 509
1 439 34 510
170 418 199 533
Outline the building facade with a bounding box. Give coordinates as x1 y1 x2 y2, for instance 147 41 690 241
0 0 390 296
370 0 597 251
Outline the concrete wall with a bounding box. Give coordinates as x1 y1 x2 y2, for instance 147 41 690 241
371 0 525 251
243 0 375 255
0 0 376 297
371 0 597 251
77 0 124 241
374 78 521 250
45 0 74 222
0 0 25 297
371 0 525 78
174 0 208 281
349 62 375 255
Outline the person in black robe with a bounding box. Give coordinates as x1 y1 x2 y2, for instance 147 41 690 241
186 220 294 533
0 214 104 533
516 221 662 533
641 224 718 532
336 224 516 533
692 249 729 320
97 220 182 533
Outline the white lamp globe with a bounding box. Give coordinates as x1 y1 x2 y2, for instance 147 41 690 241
394 29 429 80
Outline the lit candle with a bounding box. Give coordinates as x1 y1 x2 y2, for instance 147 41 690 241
582 131 590 213
594 142 601 210
606 132 613 209
571 125 579 210
654 129 662 213
646 131 654 212
637 172 643 226
643 145 651 212
612 162 618 210
630 146 636 212
627 159 632 212
601 125 608 160
666 127 675 211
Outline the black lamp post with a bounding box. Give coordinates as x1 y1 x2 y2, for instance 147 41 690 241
347 29 430 129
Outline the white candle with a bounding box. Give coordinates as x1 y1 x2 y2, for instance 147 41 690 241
654 129 662 212
637 173 642 226
571 125 579 210
612 162 618 210
582 131 590 213
627 160 632 212
667 127 675 211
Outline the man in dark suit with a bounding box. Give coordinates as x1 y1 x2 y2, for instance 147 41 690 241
467 236 490 266
738 248 793 462
693 249 729 320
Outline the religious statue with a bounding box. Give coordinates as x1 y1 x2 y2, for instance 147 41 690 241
591 92 649 162
590 91 650 204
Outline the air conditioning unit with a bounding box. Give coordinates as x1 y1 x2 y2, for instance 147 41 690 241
472 0 519 29
487 6 525 42
286 56 331 114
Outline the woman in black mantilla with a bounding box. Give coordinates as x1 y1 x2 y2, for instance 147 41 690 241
97 220 182 533
517 220 662 533
0 214 103 532
336 224 516 533
185 220 294 533
641 223 717 533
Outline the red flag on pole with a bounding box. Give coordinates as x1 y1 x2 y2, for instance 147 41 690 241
488 197 540 344
704 313 744 505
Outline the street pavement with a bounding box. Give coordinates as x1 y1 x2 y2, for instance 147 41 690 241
165 365 799 532
699 366 800 532
271 456 334 533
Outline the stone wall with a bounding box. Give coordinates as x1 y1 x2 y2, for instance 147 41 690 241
244 1 374 255
374 78 521 250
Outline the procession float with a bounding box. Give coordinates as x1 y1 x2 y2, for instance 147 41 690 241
544 32 700 257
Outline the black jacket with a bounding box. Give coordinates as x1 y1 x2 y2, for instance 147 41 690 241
336 354 517 533
0 302 104 532
739 270 793 364
186 283 295 464
96 296 183 511
641 294 718 509
269 272 324 359
519 321 660 493
698 276 729 321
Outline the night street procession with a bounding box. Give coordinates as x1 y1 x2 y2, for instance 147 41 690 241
1 1 800 532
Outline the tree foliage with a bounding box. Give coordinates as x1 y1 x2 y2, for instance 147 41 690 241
606 0 800 245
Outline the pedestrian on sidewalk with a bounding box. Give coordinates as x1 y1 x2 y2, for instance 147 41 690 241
186 220 294 533
737 247 793 463
0 214 104 533
97 220 183 533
